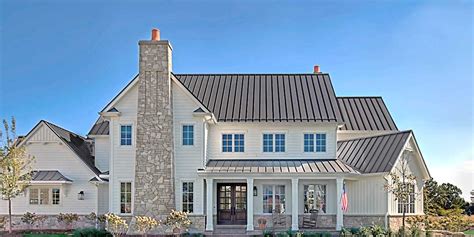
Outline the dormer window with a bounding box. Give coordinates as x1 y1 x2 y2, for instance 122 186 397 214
120 125 132 146
304 133 326 152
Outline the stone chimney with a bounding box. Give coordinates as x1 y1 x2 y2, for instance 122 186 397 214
134 28 175 217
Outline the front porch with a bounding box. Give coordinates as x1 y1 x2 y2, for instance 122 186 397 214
198 159 359 233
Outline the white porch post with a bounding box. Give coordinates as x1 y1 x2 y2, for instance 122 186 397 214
206 178 214 231
336 177 344 231
247 178 254 231
291 178 299 231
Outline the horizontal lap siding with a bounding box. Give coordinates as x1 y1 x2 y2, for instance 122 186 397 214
109 83 138 213
173 82 205 215
94 137 110 172
207 123 337 160
0 140 98 214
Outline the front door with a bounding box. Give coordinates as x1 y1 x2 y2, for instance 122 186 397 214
217 183 247 225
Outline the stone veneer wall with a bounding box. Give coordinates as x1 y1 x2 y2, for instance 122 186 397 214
343 215 385 228
134 39 175 218
0 215 97 231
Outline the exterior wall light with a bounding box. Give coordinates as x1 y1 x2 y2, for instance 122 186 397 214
253 186 257 196
78 191 84 200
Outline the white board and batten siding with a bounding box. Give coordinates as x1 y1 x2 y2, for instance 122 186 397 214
0 124 99 215
93 136 110 172
207 123 338 160
345 175 388 215
173 82 205 215
107 82 138 214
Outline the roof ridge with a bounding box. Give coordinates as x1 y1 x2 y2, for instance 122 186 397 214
337 96 383 99
337 130 412 142
174 73 330 76
41 120 87 140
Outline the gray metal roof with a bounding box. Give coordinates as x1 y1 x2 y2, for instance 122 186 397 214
174 74 343 122
42 121 101 175
337 97 397 131
88 120 109 135
203 159 358 174
31 170 72 182
337 131 411 173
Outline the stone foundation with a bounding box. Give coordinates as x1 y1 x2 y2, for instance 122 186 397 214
188 215 205 232
388 215 424 231
343 215 385 228
253 214 291 229
299 214 336 229
0 215 97 231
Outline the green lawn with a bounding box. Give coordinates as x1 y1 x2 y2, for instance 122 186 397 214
464 229 474 235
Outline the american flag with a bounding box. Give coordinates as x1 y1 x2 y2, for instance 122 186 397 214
341 182 348 212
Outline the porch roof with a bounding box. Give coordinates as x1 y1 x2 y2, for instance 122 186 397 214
31 170 73 183
202 159 359 174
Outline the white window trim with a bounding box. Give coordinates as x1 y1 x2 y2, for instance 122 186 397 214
396 181 417 214
28 186 62 206
181 123 196 147
118 123 135 148
302 132 327 153
220 131 246 153
181 181 195 214
261 131 288 154
262 184 286 214
118 180 134 215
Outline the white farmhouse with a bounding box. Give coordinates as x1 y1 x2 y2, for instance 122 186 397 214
1 29 431 233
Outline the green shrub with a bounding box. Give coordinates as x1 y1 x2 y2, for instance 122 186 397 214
73 227 112 237
263 230 273 237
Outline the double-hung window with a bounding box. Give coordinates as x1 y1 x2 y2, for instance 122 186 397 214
182 182 194 213
263 133 285 153
263 185 286 213
304 133 326 152
120 182 132 214
222 133 245 152
398 183 415 214
182 125 194 146
29 187 60 205
303 184 327 213
120 125 132 146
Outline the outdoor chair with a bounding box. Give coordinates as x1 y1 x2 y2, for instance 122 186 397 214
301 209 318 229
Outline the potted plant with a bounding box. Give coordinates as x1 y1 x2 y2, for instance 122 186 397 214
164 210 191 235
257 217 267 230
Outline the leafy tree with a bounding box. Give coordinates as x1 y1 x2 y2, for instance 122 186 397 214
385 150 417 236
424 179 469 216
0 117 34 233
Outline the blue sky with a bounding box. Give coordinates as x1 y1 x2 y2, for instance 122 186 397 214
1 0 472 198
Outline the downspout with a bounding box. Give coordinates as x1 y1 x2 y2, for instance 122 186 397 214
384 174 390 229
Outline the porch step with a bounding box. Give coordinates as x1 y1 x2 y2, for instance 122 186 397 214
212 225 252 236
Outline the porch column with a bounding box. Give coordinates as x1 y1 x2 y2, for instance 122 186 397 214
291 178 299 231
206 178 214 231
336 178 344 231
246 178 254 231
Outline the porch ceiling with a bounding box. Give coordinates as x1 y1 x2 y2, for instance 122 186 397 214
202 159 359 174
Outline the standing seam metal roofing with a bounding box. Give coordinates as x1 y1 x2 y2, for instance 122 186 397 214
337 97 397 131
336 131 411 173
173 74 343 122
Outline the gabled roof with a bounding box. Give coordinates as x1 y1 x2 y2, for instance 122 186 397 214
174 74 343 122
24 120 101 176
31 170 72 183
337 131 411 174
337 97 397 131
202 159 358 174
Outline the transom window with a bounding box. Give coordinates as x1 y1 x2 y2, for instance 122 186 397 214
182 125 194 146
398 183 415 214
304 133 326 152
263 133 285 153
182 182 194 213
263 185 286 213
120 182 132 214
120 125 132 146
222 134 245 152
303 184 327 213
29 187 60 205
